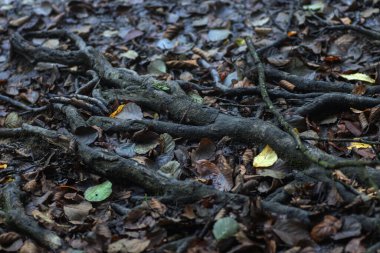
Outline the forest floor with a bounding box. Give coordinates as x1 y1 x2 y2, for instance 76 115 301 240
1 0 380 252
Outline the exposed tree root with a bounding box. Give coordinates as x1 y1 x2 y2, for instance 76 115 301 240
0 178 63 250
5 29 380 250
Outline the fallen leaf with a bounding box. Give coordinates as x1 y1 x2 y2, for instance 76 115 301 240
182 205 196 219
340 73 375 84
345 236 365 253
149 198 167 215
311 215 342 242
208 29 231 42
212 217 239 240
191 138 216 163
147 60 167 74
107 239 150 253
120 50 139 60
273 219 311 245
303 2 324 11
253 145 278 167
63 201 93 223
110 103 143 120
347 142 372 150
84 180 112 202
158 161 181 179
256 169 286 179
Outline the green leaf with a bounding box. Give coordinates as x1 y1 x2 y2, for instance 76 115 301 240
152 81 170 92
235 38 246 46
188 91 203 104
147 60 166 74
119 50 139 60
84 180 112 202
212 217 239 240
303 2 324 11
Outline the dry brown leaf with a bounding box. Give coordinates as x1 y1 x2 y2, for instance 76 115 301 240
345 236 365 253
242 149 253 165
182 205 196 219
22 179 38 192
20 240 40 253
107 239 150 253
166 60 199 69
278 80 296 91
310 215 342 242
0 232 20 246
63 201 93 224
195 160 218 176
149 198 167 215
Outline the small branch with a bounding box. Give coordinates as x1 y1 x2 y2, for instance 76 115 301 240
0 94 48 112
294 93 380 117
50 96 104 115
76 70 100 95
301 136 380 146
325 24 380 40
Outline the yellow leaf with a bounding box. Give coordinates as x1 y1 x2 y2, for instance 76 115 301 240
109 104 125 118
253 145 278 167
347 142 372 150
340 73 375 84
0 164 7 169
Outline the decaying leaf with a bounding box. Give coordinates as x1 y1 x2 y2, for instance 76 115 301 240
311 215 342 242
273 219 311 245
63 201 93 223
149 198 167 215
191 138 216 163
242 149 253 165
158 161 181 179
107 239 150 253
208 29 231 42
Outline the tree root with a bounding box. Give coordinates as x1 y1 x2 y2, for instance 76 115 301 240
0 177 63 250
7 30 380 244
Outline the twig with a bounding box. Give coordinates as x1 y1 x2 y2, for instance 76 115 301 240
301 136 380 145
50 96 104 115
324 24 380 40
0 94 47 112
70 94 109 114
76 70 100 95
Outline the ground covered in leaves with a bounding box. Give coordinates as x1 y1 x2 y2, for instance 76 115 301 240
1 0 380 252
